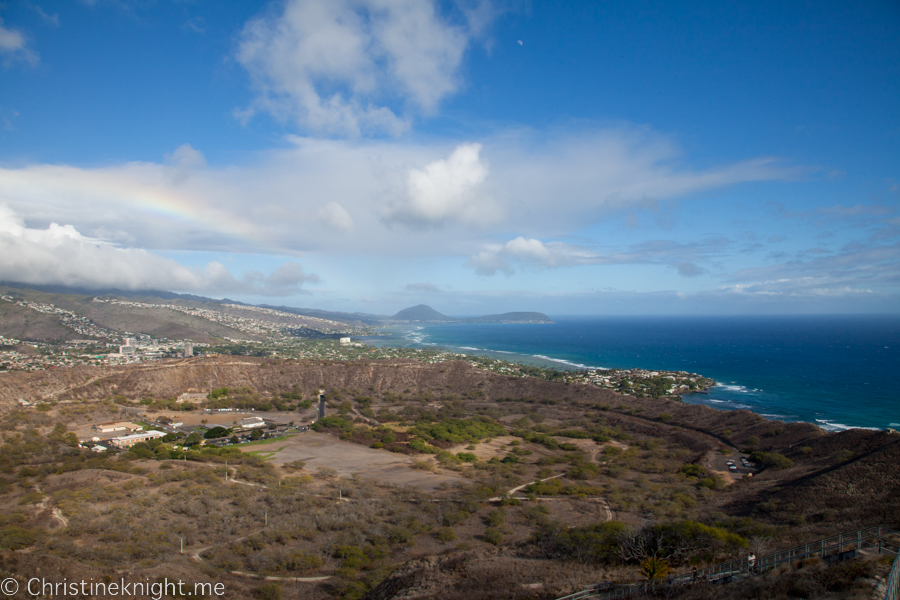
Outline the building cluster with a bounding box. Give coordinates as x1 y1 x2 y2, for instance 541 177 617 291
104 335 200 364
81 421 165 451
0 335 113 371
221 303 348 332
573 368 714 396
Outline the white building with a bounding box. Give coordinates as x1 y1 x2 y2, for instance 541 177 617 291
177 392 207 403
110 430 165 448
238 417 266 430
339 337 351 345
93 421 143 433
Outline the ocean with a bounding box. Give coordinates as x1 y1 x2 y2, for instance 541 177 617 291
363 316 900 432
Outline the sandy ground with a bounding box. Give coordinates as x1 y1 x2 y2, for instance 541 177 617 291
445 435 520 460
239 431 470 492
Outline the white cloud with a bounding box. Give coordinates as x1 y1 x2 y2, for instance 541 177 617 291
724 242 900 297
236 0 477 136
467 237 592 275
165 143 207 169
0 127 798 262
0 17 38 66
317 201 354 232
0 205 318 296
467 235 729 276
382 143 499 228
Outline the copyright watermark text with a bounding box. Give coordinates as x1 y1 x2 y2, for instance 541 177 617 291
1 577 226 599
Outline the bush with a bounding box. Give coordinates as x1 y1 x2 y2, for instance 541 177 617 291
698 475 726 490
531 521 625 564
255 582 282 600
567 463 601 480
484 509 505 527
679 463 705 478
434 527 456 544
482 527 504 545
410 417 506 443
0 526 39 549
750 451 794 470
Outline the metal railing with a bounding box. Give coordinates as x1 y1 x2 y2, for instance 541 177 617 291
886 551 900 600
555 526 900 600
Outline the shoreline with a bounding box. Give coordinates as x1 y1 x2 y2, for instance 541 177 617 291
358 326 893 433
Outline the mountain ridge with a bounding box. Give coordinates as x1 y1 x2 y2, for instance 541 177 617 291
390 304 553 324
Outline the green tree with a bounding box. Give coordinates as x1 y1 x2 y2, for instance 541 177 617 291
184 432 203 446
204 426 229 439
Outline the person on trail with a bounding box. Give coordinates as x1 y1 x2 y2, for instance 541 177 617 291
691 567 698 583
748 553 757 574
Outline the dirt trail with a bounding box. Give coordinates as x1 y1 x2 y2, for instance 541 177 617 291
34 486 67 529
496 473 565 499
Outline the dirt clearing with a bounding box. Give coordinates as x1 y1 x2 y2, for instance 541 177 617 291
240 431 470 492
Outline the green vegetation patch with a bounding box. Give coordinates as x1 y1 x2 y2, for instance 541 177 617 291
408 417 506 443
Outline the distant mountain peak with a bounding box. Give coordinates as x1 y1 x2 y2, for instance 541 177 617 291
391 305 455 322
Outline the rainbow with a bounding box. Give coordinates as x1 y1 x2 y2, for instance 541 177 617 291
0 164 274 251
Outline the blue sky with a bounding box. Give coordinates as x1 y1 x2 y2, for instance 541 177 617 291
0 0 898 315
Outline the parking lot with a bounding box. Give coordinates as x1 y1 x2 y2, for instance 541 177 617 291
709 451 756 482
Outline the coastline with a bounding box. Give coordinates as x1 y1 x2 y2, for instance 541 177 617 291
359 318 898 433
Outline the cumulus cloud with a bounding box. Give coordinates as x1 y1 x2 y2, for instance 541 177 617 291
236 0 477 135
382 143 499 228
0 205 317 296
0 17 38 66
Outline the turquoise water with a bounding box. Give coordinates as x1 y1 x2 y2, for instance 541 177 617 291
363 316 900 431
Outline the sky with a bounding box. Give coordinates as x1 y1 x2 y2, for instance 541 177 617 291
0 0 898 316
